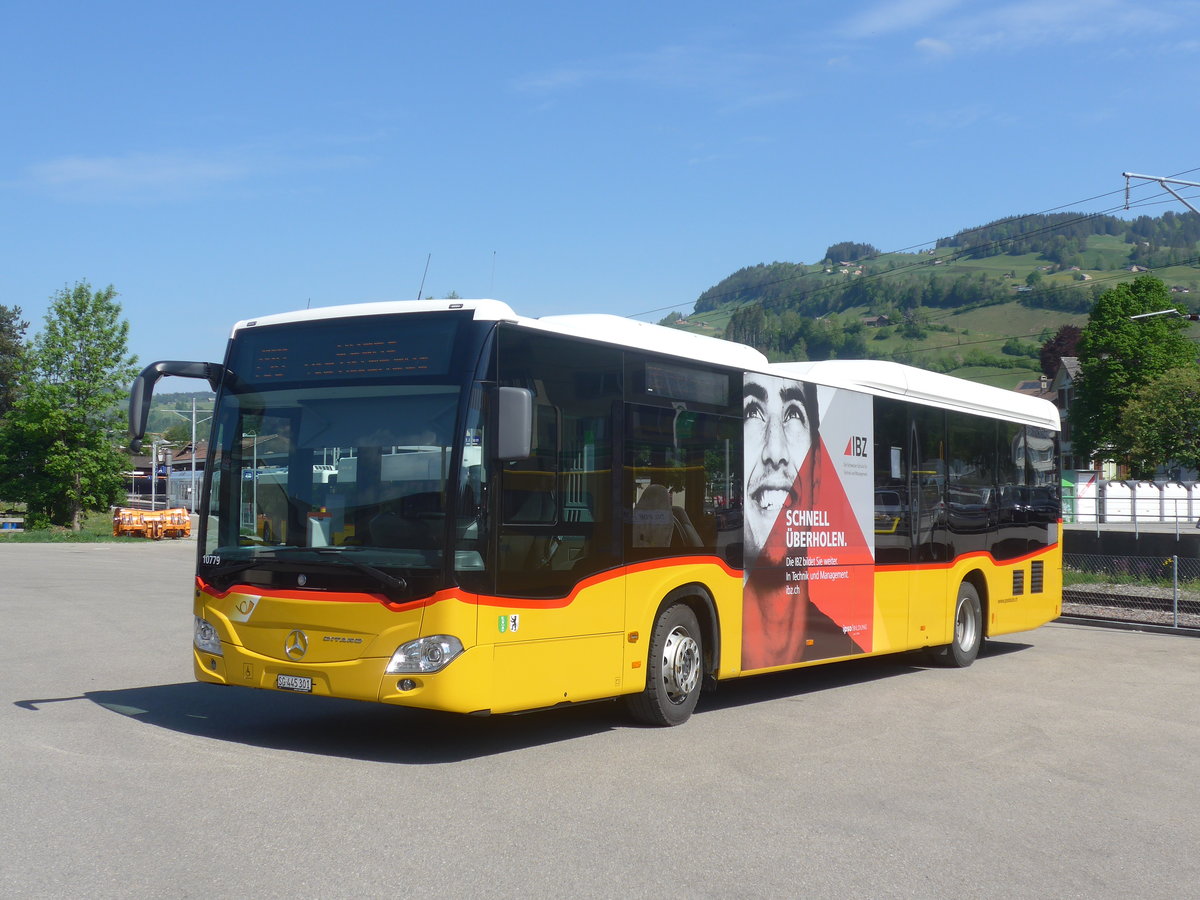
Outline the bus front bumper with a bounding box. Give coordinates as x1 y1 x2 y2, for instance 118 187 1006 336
193 642 495 715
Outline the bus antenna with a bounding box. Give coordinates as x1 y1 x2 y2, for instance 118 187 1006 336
417 253 431 300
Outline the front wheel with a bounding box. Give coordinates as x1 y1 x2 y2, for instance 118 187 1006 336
930 582 982 668
626 604 704 726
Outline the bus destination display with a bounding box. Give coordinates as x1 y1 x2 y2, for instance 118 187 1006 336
232 315 458 383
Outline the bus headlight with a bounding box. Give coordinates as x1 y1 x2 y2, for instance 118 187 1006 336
386 635 464 674
194 616 223 656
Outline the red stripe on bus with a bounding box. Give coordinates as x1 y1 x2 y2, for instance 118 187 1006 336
875 543 1059 573
196 576 457 612
472 555 741 610
196 554 739 612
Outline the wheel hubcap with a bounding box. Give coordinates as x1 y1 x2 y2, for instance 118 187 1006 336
661 626 701 704
956 596 978 652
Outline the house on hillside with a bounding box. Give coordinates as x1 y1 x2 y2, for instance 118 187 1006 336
1048 357 1200 482
1014 374 1051 398
1014 368 1095 478
1048 356 1100 476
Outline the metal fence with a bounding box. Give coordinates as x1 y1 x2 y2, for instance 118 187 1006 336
1063 553 1200 631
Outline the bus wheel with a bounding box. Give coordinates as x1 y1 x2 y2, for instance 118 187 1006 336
626 604 704 726
931 582 982 668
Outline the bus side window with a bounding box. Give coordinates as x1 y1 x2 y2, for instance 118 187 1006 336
624 404 737 560
501 404 558 526
495 328 620 598
873 398 910 565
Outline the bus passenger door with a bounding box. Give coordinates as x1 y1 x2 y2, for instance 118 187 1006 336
491 330 625 711
872 399 912 651
908 408 949 648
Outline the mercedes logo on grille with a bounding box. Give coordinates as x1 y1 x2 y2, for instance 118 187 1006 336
284 629 309 660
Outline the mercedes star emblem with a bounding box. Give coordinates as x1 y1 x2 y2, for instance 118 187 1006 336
284 629 309 660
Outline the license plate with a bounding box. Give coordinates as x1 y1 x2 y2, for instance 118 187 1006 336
276 674 312 693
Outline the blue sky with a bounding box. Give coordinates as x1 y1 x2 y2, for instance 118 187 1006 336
3 0 1199 366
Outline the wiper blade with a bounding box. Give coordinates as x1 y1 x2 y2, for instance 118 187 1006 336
276 547 410 600
316 549 410 599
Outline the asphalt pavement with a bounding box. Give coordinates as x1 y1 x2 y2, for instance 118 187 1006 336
2 541 1198 899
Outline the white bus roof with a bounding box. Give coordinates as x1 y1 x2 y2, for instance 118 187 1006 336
230 298 523 333
231 299 1057 430
525 313 771 371
231 299 771 371
770 359 1060 431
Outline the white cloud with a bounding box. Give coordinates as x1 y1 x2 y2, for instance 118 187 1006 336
915 37 954 56
513 41 790 109
19 147 367 203
841 0 1197 55
26 152 250 202
841 0 968 39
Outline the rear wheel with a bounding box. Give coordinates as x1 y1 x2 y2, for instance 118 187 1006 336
626 604 704 726
931 582 982 668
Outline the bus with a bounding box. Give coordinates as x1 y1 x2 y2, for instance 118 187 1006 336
129 299 1062 726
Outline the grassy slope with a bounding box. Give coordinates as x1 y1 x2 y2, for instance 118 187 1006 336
676 238 1200 388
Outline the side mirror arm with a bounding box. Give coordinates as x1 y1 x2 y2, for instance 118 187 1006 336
129 360 226 452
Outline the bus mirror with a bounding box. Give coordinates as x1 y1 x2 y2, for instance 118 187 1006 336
129 360 226 452
496 387 533 460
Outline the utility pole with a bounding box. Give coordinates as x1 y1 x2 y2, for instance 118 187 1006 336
1123 172 1200 215
191 397 197 512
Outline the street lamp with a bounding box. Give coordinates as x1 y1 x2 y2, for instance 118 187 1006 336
150 440 163 510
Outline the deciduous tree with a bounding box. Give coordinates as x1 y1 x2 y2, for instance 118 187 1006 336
0 282 138 529
1070 275 1198 465
1120 366 1200 477
1039 324 1082 377
0 304 28 420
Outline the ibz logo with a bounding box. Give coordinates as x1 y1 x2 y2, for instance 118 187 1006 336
843 436 869 458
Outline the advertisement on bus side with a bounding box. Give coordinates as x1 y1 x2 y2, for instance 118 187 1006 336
742 373 875 669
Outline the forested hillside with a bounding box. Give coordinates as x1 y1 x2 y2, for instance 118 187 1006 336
145 391 214 443
674 210 1200 387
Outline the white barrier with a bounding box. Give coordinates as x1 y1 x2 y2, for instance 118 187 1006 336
1068 476 1200 526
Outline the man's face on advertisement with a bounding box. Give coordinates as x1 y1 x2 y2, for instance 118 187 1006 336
744 375 814 560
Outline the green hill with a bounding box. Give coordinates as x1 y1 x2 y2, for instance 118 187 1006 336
671 210 1200 388
144 391 214 442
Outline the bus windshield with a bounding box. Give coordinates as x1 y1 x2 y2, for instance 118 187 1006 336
196 311 490 596
201 382 475 581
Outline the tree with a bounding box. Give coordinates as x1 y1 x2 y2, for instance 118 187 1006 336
1070 276 1198 465
725 304 767 349
824 241 879 263
0 282 138 529
1039 324 1082 377
1120 367 1200 477
0 304 28 420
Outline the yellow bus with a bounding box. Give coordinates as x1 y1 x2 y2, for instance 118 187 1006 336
129 299 1061 726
